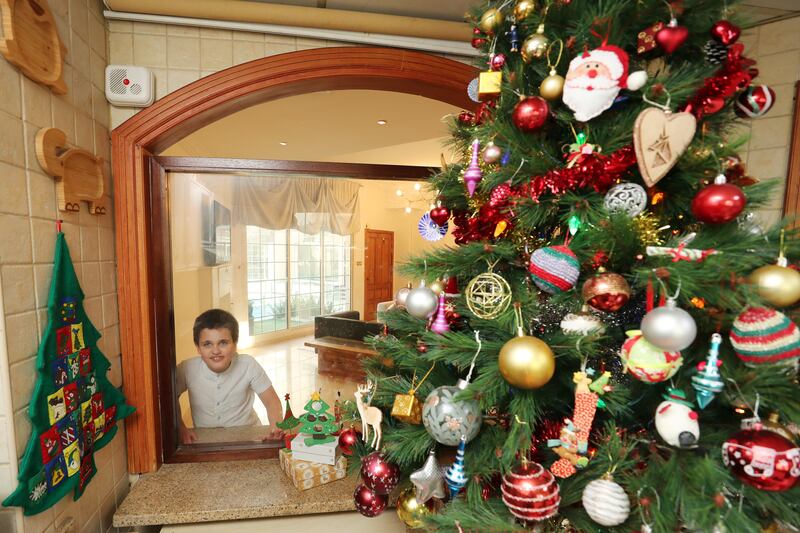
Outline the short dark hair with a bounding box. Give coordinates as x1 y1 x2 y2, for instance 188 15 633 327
193 309 239 345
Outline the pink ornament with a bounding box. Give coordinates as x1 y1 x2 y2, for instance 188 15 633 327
464 139 483 196
490 53 506 70
430 293 450 334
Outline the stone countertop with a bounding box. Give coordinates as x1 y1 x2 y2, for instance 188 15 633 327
112 459 358 527
305 336 377 354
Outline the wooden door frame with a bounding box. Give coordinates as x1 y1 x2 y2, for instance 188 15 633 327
782 81 800 220
363 229 394 322
111 47 477 473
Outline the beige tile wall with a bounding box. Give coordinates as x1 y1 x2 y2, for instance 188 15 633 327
738 17 800 226
0 1 129 532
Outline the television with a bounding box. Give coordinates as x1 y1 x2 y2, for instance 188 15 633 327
202 199 231 266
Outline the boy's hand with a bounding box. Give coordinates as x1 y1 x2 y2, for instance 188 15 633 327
180 426 198 444
262 427 285 442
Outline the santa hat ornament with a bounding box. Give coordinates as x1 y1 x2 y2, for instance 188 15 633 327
562 44 647 122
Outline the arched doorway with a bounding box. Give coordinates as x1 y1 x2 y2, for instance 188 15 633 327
112 46 477 472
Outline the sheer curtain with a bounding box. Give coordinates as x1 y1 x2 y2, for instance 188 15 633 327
233 175 360 235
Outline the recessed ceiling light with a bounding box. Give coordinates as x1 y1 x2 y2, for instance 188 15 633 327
279 141 288 146
404 206 412 214
413 182 421 191
395 189 403 197
377 119 387 125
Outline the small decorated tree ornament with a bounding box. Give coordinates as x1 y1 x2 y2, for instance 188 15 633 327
361 451 400 495
430 293 450 335
582 269 631 312
445 435 468 498
581 474 631 527
691 174 746 224
297 391 338 446
711 20 741 45
506 24 520 53
722 416 800 492
604 182 647 217
337 425 361 456
539 39 565 101
482 141 502 164
354 380 383 449
735 84 776 118
548 370 610 478
395 486 435 528
354 483 387 517
512 96 549 132
521 23 549 63
749 233 800 307
620 330 683 383
465 261 511 319
560 305 605 336
406 280 439 319
729 306 800 365
410 449 446 504
640 286 697 351
478 8 503 34
393 283 412 309
513 0 535 22
463 139 483 196
691 334 724 409
633 90 697 187
391 363 435 425
499 305 555 389
501 459 561 523
654 388 699 449
529 245 580 294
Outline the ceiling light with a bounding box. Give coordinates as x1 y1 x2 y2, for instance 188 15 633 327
414 182 421 191
377 119 387 125
404 206 412 214
279 141 288 146
395 189 403 197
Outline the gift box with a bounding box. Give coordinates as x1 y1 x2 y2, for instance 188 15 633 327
478 71 502 100
279 448 347 491
391 392 422 424
291 433 340 465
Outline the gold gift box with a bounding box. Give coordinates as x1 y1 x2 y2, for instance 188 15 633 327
478 71 502 100
391 392 422 424
279 448 347 491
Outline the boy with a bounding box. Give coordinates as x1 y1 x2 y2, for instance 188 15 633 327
177 309 284 444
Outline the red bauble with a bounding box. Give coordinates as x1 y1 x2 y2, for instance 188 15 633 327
490 53 506 70
512 97 549 132
735 84 776 118
354 483 388 517
710 20 741 45
457 110 475 126
360 452 400 495
722 429 800 491
471 28 486 48
489 183 512 207
656 21 689 54
581 271 631 312
501 461 560 522
337 426 360 456
691 181 746 224
430 205 451 226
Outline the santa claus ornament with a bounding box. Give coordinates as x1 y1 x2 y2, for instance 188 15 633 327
562 44 647 122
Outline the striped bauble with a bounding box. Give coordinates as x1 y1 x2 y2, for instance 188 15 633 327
581 477 630 527
730 307 800 365
529 245 580 294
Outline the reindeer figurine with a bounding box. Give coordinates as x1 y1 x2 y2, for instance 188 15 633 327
355 380 383 450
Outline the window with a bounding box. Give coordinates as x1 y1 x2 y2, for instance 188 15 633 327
247 226 350 335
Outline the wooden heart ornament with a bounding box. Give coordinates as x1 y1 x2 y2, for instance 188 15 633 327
633 107 697 187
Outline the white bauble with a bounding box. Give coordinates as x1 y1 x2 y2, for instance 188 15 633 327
406 282 439 319
640 299 697 351
581 477 631 527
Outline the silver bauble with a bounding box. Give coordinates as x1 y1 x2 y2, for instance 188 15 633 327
422 380 482 446
604 183 647 217
406 281 439 319
394 284 412 308
640 299 697 351
483 142 502 164
581 477 630 527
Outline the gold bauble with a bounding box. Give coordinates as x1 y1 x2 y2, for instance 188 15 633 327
498 330 555 389
396 487 434 528
749 263 800 307
429 278 445 295
478 8 503 33
513 0 536 21
539 70 564 101
521 24 548 62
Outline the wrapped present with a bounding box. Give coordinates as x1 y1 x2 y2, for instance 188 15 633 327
391 392 422 424
291 434 340 465
279 449 347 491
478 71 502 100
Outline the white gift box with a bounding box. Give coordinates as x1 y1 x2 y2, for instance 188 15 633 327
291 433 340 466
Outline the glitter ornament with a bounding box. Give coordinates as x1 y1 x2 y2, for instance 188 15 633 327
422 379 482 446
395 487 435 528
406 281 439 320
560 306 605 336
501 461 560 523
521 24 549 62
730 306 800 365
430 293 450 335
513 0 535 21
360 452 400 495
512 96 549 132
354 484 387 517
582 476 631 527
529 245 580 294
640 298 697 351
410 449 446 504
604 183 647 217
620 330 683 383
465 271 511 319
489 183 512 207
722 418 800 492
463 139 483 196
691 334 724 409
483 142 502 164
445 435 468 498
582 270 630 312
478 8 503 34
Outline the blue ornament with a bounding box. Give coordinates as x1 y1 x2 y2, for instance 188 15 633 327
501 149 511 166
691 333 725 409
418 213 448 242
506 24 520 52
444 435 468 498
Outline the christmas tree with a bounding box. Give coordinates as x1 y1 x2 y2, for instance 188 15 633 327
2 231 134 515
358 1 800 531
276 393 301 431
298 392 338 446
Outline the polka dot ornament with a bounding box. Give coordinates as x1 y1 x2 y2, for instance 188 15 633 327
729 306 800 365
529 245 580 294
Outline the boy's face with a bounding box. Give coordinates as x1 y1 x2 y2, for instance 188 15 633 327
196 327 236 374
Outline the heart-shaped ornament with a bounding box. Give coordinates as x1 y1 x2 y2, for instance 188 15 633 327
710 20 740 46
633 107 697 187
430 206 451 226
656 23 688 54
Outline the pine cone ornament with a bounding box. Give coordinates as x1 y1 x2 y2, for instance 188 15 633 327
703 40 728 65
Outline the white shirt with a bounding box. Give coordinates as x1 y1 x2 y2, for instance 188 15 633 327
176 354 272 428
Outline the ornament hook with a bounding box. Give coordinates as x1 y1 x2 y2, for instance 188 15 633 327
546 38 564 72
465 331 482 383
642 88 672 112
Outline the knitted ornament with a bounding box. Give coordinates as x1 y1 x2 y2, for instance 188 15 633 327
529 245 580 294
729 307 800 364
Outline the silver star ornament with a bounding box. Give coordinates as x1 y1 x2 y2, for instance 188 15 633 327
410 449 446 503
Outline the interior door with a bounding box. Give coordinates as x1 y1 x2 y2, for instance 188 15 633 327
363 229 394 322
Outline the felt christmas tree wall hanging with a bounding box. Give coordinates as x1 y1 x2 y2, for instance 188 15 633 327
2 230 134 515
298 392 337 446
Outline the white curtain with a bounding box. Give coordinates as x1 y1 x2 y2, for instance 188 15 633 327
233 175 360 235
